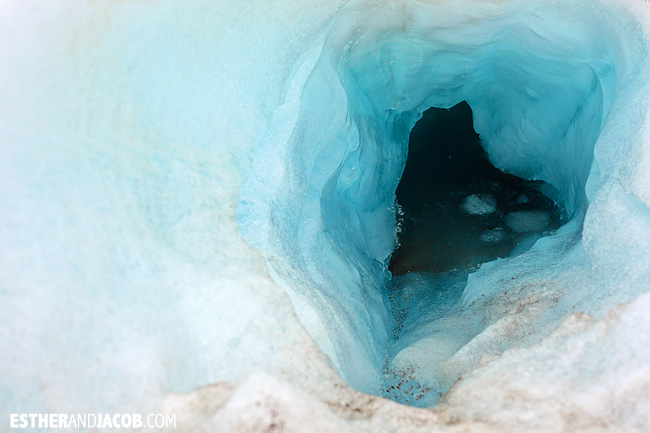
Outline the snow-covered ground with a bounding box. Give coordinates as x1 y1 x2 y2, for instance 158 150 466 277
2 0 650 431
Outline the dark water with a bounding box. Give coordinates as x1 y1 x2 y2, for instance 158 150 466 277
389 101 562 275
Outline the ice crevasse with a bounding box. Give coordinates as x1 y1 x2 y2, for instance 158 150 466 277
2 0 650 431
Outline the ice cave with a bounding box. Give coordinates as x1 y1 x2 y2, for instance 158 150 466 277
2 0 650 432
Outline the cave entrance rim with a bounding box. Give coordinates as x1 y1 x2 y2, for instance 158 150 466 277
237 0 618 403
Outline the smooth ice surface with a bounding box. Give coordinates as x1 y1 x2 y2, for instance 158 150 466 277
2 0 650 431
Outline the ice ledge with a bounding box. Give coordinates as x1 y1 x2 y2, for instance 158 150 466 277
158 291 650 432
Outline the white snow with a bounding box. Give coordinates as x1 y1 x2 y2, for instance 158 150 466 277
2 0 650 431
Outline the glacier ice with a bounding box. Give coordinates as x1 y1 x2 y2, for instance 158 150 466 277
2 0 650 431
460 194 498 215
238 0 641 399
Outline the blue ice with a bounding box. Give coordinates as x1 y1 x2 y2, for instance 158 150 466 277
238 0 649 405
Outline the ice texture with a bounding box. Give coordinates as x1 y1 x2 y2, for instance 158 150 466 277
2 0 650 431
238 0 634 398
460 194 498 215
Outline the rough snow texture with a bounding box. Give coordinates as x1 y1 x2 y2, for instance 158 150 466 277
2 0 650 432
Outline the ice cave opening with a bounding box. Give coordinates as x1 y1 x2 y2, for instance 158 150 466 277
384 101 565 405
4 0 650 428
238 2 622 408
389 101 563 276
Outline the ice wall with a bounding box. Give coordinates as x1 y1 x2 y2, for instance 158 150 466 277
2 0 650 431
238 0 641 397
0 0 354 417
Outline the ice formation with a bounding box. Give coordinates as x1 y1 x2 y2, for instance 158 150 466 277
2 0 650 431
461 194 497 215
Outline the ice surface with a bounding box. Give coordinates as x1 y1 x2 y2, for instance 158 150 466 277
460 194 498 215
239 0 634 398
2 0 650 431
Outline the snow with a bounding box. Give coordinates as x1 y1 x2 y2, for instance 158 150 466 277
2 0 650 431
461 194 498 215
